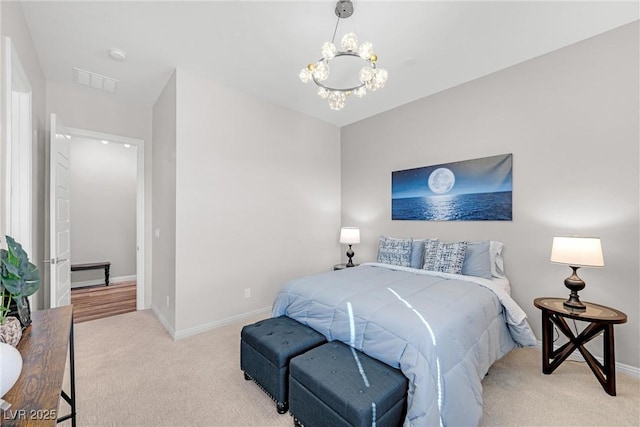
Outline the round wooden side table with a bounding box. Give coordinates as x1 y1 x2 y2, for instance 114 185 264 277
533 297 627 395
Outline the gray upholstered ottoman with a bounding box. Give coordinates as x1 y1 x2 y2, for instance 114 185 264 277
240 316 326 414
289 341 408 427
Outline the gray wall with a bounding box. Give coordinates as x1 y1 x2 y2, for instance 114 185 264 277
151 71 177 332
170 67 341 337
341 22 639 368
0 1 47 310
69 137 137 286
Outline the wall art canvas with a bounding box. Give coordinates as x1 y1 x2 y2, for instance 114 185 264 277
392 153 512 221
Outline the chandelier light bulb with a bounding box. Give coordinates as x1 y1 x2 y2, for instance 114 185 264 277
299 68 312 83
341 33 359 52
358 42 374 60
365 68 388 91
354 87 367 98
328 91 346 110
359 66 375 84
375 68 388 89
312 61 330 82
318 87 330 99
322 42 337 60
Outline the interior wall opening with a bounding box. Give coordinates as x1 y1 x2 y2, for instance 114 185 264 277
65 127 145 320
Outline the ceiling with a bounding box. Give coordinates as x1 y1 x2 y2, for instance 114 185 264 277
20 1 639 127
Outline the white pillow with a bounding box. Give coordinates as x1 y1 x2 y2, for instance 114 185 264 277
490 241 505 278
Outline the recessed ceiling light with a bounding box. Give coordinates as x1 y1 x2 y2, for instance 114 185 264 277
124 144 131 148
101 140 109 144
108 48 127 62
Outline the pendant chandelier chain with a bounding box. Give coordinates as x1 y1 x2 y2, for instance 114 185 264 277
330 16 340 44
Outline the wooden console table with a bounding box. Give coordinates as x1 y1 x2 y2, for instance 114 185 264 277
1 305 76 426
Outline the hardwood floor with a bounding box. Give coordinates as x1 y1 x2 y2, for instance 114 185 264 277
71 281 136 323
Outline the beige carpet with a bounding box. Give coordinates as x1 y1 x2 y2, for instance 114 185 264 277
60 310 639 426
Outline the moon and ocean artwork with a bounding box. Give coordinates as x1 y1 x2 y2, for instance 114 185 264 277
392 154 512 221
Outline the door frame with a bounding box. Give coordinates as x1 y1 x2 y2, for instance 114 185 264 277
3 36 33 258
66 127 145 310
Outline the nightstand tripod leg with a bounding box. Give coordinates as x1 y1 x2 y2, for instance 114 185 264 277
604 324 616 396
541 310 554 374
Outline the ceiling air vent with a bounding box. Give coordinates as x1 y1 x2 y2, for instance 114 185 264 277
73 67 118 93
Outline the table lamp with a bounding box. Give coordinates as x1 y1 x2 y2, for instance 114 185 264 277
340 227 360 267
550 236 604 310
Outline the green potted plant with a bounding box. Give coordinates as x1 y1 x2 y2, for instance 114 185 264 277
0 236 41 345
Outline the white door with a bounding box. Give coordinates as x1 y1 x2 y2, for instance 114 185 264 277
49 114 72 308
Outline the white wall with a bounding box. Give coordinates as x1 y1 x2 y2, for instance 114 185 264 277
69 137 137 286
0 2 47 310
151 71 177 333
0 4 5 262
46 81 153 307
171 67 341 337
341 22 639 368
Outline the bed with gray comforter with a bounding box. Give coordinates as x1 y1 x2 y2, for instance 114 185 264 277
272 262 537 427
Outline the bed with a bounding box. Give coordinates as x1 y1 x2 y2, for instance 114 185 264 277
271 238 537 427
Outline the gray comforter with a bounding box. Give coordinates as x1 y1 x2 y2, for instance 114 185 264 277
272 263 536 427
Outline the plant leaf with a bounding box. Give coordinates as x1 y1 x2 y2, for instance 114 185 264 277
1 235 41 299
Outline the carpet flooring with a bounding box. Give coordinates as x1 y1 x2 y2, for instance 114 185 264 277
60 310 639 426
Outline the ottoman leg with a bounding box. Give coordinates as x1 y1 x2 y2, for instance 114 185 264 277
243 371 252 381
276 401 288 415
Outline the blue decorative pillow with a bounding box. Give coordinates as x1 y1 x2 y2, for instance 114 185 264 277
410 240 425 269
423 241 469 274
377 236 412 267
462 241 492 279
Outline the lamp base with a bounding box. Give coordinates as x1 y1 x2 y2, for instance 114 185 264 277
563 266 587 311
563 296 586 311
346 245 355 267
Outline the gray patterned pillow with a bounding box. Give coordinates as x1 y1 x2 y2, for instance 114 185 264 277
377 236 413 267
422 239 440 269
423 241 469 274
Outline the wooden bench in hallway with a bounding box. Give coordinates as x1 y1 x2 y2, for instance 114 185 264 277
71 261 111 285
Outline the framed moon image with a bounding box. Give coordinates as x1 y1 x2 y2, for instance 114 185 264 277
392 154 513 221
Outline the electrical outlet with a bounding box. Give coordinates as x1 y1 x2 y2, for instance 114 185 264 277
244 288 251 299
166 295 170 307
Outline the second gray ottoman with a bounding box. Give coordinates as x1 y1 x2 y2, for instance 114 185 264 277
289 341 408 427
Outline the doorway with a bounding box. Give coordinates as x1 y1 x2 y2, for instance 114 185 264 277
61 127 145 313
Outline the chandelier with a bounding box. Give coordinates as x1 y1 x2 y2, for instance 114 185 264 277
299 0 388 111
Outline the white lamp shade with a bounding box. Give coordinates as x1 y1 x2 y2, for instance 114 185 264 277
550 236 604 267
340 227 360 245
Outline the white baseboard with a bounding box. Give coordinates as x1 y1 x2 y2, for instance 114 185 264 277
535 340 639 379
151 305 176 338
173 306 271 340
71 274 136 288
